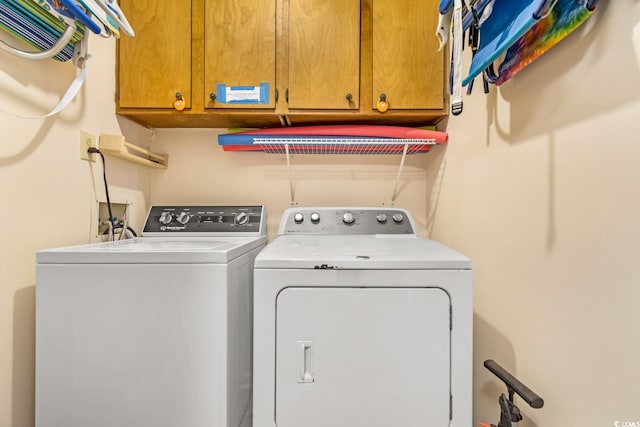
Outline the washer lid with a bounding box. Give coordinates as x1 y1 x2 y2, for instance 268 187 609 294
36 236 267 264
254 235 470 270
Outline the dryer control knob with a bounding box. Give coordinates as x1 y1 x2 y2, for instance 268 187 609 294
376 213 387 223
310 212 320 223
342 212 355 224
293 212 304 224
235 212 249 225
392 212 404 223
159 212 173 225
176 212 190 225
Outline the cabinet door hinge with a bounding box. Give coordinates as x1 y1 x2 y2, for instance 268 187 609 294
275 88 279 103
285 88 289 103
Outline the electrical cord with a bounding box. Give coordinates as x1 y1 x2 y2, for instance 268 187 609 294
88 147 138 241
88 147 116 238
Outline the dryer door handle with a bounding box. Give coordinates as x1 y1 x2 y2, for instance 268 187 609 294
297 340 315 383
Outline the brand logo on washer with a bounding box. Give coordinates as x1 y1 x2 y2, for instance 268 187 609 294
160 226 186 231
314 264 339 270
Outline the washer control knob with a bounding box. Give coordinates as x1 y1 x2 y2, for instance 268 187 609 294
293 212 304 224
159 212 173 225
176 212 190 225
235 212 249 225
310 212 320 223
342 212 355 224
392 212 404 223
376 213 387 223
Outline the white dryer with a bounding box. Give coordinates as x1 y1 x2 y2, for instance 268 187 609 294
253 207 472 427
36 205 266 427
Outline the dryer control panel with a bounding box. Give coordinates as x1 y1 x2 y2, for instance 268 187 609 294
279 207 416 235
142 205 266 236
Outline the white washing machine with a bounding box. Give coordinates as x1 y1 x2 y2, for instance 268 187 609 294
253 207 472 427
36 205 266 427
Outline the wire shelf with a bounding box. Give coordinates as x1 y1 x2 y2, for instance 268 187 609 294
252 138 436 155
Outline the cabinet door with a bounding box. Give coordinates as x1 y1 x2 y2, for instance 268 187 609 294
204 0 276 109
288 0 360 110
276 287 451 427
118 1 192 109
372 0 444 110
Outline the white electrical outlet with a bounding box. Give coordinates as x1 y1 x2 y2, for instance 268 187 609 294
80 130 98 162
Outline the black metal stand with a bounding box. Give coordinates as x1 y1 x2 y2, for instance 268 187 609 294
482 359 544 427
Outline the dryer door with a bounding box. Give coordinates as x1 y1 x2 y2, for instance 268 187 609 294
275 287 451 427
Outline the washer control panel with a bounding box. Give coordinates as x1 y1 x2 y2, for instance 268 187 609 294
143 205 265 236
279 207 416 235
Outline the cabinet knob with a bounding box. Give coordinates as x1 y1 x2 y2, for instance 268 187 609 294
376 93 389 113
209 93 216 102
173 92 186 111
345 93 353 102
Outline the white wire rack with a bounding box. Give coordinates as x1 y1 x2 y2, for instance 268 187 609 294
249 137 440 206
252 137 437 155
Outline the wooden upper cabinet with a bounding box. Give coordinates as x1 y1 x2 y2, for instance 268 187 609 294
115 0 446 128
117 0 192 109
372 0 444 111
204 0 276 109
287 0 360 110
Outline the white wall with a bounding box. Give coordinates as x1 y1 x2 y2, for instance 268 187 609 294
431 0 640 425
0 35 150 427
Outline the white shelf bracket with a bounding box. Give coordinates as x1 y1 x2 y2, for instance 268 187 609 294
285 143 296 206
390 143 410 206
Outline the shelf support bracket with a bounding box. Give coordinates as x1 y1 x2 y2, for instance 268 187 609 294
390 143 409 206
285 143 296 206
